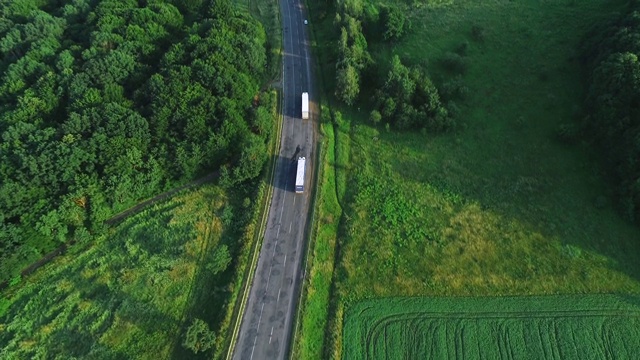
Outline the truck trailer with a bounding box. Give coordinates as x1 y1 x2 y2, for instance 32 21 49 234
302 92 309 119
295 157 306 193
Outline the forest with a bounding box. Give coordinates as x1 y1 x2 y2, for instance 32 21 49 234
581 0 640 223
0 0 271 285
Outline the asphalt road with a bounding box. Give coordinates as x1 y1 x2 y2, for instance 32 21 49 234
231 0 315 358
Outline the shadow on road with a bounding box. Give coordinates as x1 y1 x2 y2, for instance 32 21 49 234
271 138 314 194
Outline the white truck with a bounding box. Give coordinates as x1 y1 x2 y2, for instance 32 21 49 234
302 92 309 119
295 157 306 193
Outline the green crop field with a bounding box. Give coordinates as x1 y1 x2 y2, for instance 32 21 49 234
344 295 640 360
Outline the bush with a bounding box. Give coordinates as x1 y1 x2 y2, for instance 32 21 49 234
440 76 469 101
370 109 382 125
440 52 467 74
380 5 411 41
471 24 486 42
183 318 215 354
455 41 470 56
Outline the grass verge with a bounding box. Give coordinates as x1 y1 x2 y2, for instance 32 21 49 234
293 104 342 359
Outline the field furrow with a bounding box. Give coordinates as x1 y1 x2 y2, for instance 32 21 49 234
344 295 640 360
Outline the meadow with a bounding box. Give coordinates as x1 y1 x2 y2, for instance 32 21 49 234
344 295 640 360
0 180 260 359
298 0 640 358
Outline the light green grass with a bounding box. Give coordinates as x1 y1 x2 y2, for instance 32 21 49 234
344 295 640 359
306 0 640 358
0 184 229 359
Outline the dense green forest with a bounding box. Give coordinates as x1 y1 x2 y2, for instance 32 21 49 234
0 0 271 284
581 0 640 223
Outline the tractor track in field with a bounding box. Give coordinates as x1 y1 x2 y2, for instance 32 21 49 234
361 308 640 359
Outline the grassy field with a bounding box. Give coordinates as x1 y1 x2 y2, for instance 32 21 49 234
0 183 236 358
339 0 640 299
344 295 640 359
300 0 640 358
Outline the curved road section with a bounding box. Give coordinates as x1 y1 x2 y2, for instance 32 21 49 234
232 0 315 359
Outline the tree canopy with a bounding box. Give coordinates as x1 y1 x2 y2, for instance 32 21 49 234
371 55 451 131
581 4 640 222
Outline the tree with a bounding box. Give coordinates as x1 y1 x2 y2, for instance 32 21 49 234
335 63 360 105
206 244 231 275
0 0 271 284
232 133 268 183
370 109 382 125
183 318 215 354
340 0 364 18
381 6 410 41
385 55 415 103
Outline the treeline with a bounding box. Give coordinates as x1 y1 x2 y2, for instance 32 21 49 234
0 0 270 284
580 1 640 222
330 0 451 131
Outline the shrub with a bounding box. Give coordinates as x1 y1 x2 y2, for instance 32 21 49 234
440 76 469 100
370 109 382 125
440 52 467 74
183 318 215 354
471 24 486 42
455 41 470 56
380 6 411 42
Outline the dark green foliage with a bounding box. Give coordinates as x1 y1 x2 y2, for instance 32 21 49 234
471 24 485 42
440 76 469 101
440 51 467 74
372 55 451 131
334 6 372 105
206 244 231 275
380 5 410 42
183 318 216 354
0 0 271 283
582 6 640 222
